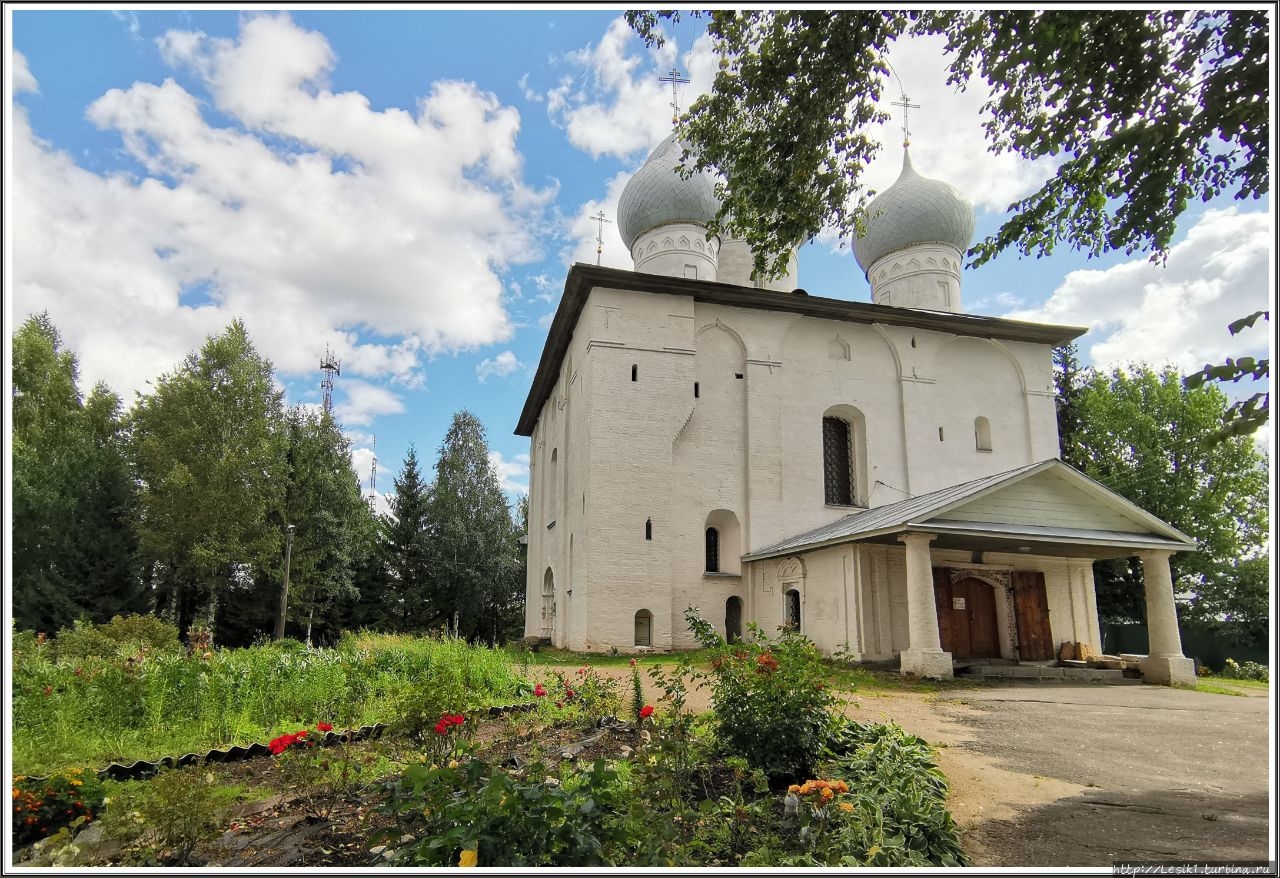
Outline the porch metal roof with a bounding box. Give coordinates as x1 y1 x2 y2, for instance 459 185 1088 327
742 459 1197 562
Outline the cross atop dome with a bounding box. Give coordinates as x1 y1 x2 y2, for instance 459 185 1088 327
658 67 690 127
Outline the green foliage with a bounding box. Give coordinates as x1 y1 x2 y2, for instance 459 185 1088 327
1217 658 1269 683
272 406 373 645
423 410 525 643
12 630 525 776
379 757 637 866
1061 364 1268 629
628 11 1267 280
130 319 287 637
108 768 233 865
687 608 837 782
383 445 432 630
544 666 622 728
12 768 106 848
630 660 646 723
1184 311 1270 439
12 314 144 633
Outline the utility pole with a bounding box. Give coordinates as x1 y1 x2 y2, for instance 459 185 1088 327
275 523 296 640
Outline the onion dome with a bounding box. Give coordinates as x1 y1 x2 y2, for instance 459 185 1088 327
617 132 721 249
853 149 976 272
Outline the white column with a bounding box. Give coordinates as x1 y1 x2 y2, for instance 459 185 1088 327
897 532 953 678
1138 550 1196 686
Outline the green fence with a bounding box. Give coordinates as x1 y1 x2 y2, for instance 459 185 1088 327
1101 623 1269 672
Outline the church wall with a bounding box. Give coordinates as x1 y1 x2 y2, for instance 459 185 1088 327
525 280 1072 654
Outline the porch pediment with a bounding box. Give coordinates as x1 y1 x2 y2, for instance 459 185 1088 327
743 459 1197 562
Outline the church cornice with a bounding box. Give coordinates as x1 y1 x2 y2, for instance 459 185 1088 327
514 263 1085 437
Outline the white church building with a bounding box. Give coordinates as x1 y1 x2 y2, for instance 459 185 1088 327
517 132 1199 685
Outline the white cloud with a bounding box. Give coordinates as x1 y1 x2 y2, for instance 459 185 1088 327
489 450 530 495
1005 208 1272 377
854 33 1059 214
564 170 633 271
517 73 542 103
12 50 39 93
476 350 523 382
11 14 552 403
334 379 405 426
546 16 714 161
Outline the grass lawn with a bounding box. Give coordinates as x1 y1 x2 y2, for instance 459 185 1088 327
1194 675 1269 696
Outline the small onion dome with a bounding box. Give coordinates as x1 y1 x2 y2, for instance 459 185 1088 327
853 149 976 272
618 132 721 249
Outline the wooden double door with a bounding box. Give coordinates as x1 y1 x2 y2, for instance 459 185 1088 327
932 569 1054 661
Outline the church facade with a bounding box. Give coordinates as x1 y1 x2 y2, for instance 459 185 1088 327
516 135 1198 685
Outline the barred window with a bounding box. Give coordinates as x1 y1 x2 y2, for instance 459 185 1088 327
785 589 802 631
822 416 853 505
705 527 720 573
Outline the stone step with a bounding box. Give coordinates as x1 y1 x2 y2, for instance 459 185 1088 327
957 664 1142 684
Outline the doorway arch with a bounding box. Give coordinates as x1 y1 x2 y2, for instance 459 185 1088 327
725 596 743 643
634 609 653 647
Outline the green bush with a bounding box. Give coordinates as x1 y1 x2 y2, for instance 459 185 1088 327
686 608 837 782
1218 658 1269 682
378 757 638 866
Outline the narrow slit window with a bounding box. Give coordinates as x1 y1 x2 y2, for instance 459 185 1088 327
734 372 744 379
705 527 720 573
631 364 638 382
645 518 652 541
938 427 945 442
694 382 700 398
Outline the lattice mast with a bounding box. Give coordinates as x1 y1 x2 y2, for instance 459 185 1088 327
366 436 378 512
320 345 341 415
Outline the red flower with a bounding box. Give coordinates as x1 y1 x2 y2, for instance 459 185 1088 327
534 684 547 697
566 689 575 699
451 715 465 725
434 720 449 735
629 658 637 667
577 667 587 675
316 722 333 732
639 705 654 719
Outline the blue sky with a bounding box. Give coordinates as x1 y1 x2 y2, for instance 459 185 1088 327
7 8 1272 512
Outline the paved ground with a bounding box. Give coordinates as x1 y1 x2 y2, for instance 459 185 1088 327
853 681 1272 867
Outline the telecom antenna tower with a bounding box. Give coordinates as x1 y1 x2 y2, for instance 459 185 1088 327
367 436 378 512
320 345 341 415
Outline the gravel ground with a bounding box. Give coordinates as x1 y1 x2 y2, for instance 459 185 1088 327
859 682 1272 867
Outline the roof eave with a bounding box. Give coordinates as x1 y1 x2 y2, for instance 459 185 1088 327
515 264 1086 436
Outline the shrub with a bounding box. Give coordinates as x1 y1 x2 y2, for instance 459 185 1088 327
1219 658 1269 682
102 767 234 865
12 768 106 848
686 608 836 782
378 757 637 866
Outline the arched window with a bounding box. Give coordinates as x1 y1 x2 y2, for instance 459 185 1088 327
705 527 720 573
784 589 802 631
822 416 853 505
634 610 653 647
974 416 992 452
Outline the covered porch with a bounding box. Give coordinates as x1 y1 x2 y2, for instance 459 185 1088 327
742 460 1199 686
